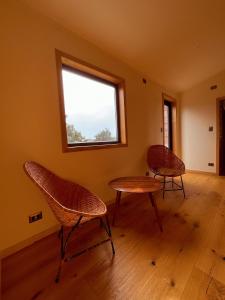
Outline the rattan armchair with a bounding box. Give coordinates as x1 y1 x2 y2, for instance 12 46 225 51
147 145 185 198
24 161 115 282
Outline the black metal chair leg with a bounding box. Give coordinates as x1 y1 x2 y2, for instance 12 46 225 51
55 226 64 283
104 215 115 255
180 175 185 198
55 258 64 283
57 226 63 239
55 215 115 283
55 216 82 283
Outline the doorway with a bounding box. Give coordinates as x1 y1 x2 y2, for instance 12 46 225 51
164 100 173 150
217 98 225 175
162 94 177 152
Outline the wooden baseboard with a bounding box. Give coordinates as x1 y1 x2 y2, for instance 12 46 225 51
0 224 60 260
186 169 217 175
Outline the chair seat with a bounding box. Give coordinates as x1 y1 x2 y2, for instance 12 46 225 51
156 167 184 177
48 192 107 227
61 187 107 217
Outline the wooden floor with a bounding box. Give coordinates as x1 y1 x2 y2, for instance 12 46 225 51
2 173 225 300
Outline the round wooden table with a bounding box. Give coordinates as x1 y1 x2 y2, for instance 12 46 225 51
109 176 163 232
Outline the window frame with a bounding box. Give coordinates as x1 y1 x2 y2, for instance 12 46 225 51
55 49 128 152
162 93 177 153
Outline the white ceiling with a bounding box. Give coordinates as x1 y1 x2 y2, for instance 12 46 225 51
23 0 225 92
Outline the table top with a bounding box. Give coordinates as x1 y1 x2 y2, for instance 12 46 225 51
109 176 161 193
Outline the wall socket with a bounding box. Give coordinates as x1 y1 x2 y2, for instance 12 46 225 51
209 126 213 132
29 211 42 223
210 85 217 90
208 163 214 167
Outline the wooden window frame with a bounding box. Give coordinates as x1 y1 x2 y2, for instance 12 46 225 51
55 49 128 152
162 93 177 153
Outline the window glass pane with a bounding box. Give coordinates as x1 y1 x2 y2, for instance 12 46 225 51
164 104 169 148
62 68 118 144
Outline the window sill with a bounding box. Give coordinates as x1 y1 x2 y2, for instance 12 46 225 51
63 142 128 152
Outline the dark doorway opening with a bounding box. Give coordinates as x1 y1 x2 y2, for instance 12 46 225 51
164 100 173 150
218 99 225 175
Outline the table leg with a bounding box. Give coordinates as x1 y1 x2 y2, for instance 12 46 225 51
148 192 163 232
112 191 122 226
163 176 166 199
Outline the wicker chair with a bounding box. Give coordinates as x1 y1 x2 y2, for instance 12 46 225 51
24 161 115 282
147 145 185 198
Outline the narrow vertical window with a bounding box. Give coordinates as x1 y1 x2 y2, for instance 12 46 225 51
162 93 177 152
164 100 173 149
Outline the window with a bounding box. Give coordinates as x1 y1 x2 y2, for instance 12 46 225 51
162 93 177 152
56 50 127 152
164 100 173 149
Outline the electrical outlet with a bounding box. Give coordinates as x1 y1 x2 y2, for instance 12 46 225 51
209 126 213 132
208 163 214 167
142 78 147 84
29 211 42 223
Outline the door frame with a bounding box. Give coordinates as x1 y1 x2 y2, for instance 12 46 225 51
162 93 177 154
216 96 225 175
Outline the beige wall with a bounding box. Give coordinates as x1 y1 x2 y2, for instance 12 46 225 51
0 0 178 254
181 70 225 173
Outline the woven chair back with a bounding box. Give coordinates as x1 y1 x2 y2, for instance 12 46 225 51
24 161 106 226
147 145 185 174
